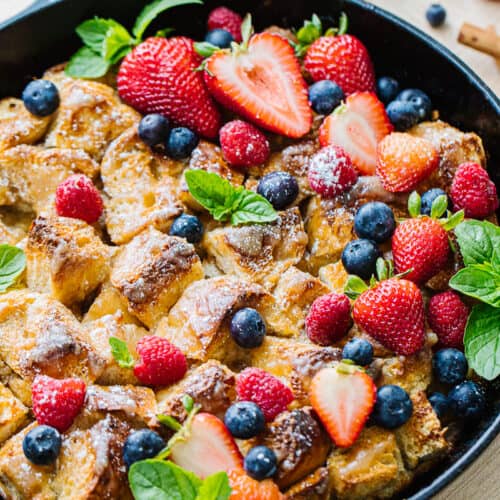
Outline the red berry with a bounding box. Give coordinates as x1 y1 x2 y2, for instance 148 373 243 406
428 291 469 349
219 120 270 167
306 293 352 345
55 174 103 224
236 368 294 421
308 145 358 198
133 335 187 387
450 162 499 219
208 6 243 43
32 375 86 432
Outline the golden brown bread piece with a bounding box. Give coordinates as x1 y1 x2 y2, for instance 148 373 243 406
0 383 29 446
318 261 349 294
285 467 331 500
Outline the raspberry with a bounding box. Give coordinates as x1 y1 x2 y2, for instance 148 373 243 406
219 120 270 167
134 335 187 386
306 293 352 346
208 6 243 43
32 375 86 432
308 145 358 198
236 368 294 421
450 162 498 219
55 174 103 224
428 291 469 349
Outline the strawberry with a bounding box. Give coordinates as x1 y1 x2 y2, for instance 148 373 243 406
310 365 376 448
204 32 312 138
117 37 221 138
228 469 284 500
169 412 243 479
208 6 243 43
376 132 439 192
352 278 426 355
319 92 392 175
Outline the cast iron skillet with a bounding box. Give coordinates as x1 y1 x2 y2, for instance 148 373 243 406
0 1 499 498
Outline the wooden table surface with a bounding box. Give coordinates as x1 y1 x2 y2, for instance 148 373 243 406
0 0 498 499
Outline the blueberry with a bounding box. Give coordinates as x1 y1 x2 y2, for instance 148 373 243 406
428 392 449 419
433 348 468 385
354 202 396 243
138 113 170 147
448 381 486 419
22 79 60 117
123 429 166 468
166 127 199 159
341 239 381 280
169 214 204 244
376 76 400 104
230 308 266 349
426 4 446 27
257 171 299 210
308 80 345 115
373 385 413 429
386 100 420 131
22 425 61 465
342 338 373 366
244 445 277 480
396 88 432 120
224 402 265 439
205 28 234 48
421 188 448 216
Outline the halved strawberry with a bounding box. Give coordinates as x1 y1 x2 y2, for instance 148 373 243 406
204 32 312 138
319 92 392 175
169 412 243 478
310 365 376 448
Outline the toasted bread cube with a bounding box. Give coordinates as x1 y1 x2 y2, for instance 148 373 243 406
0 218 25 245
318 261 349 293
111 228 204 327
285 467 331 500
0 383 29 445
26 216 110 306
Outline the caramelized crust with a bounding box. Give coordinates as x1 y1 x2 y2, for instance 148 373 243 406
0 383 29 445
285 467 331 499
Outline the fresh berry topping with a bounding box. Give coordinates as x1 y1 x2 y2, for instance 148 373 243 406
310 366 376 447
219 120 270 167
376 76 400 104
305 293 352 346
123 429 166 468
244 446 278 481
353 278 426 355
308 145 358 198
205 28 234 48
450 162 499 219
354 202 395 243
227 469 284 500
133 335 187 386
376 132 439 192
224 402 265 439
22 425 62 465
396 88 432 120
319 92 393 175
421 188 448 216
208 6 243 43
230 308 267 349
432 348 468 385
372 385 413 429
138 113 170 147
22 79 60 117
304 34 375 95
32 375 86 432
169 412 243 478
169 214 204 244
426 4 447 27
55 174 103 224
257 172 299 210
341 239 381 280
117 37 221 138
236 368 294 421
428 392 449 420
428 291 469 348
204 32 312 138
308 80 345 115
448 381 486 419
166 127 199 159
342 338 374 366
386 100 420 131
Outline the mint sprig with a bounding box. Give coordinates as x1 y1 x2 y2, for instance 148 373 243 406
109 336 135 368
0 245 26 292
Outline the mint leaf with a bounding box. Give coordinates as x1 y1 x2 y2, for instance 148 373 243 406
197 472 231 500
0 245 25 292
65 47 110 78
454 220 500 266
464 303 500 380
102 23 134 63
76 18 112 52
449 263 500 308
230 190 278 225
108 337 134 368
129 459 201 500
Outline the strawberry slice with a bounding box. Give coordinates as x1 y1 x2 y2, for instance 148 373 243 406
310 365 376 448
169 412 243 478
319 92 392 175
204 32 312 138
